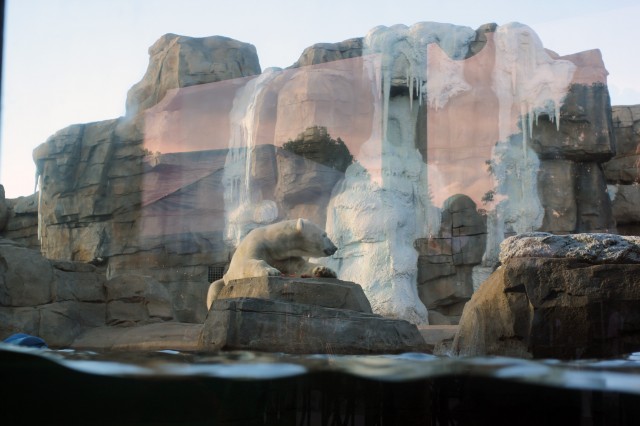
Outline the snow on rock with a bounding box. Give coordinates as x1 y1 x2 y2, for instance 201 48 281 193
363 23 476 132
499 232 640 264
325 95 436 325
481 23 576 266
324 23 477 325
492 22 576 142
216 21 585 325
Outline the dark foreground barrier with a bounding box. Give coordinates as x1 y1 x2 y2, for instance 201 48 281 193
2 346 640 425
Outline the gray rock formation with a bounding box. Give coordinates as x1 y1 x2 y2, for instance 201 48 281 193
200 277 427 354
2 24 634 331
105 274 176 326
452 233 640 359
217 276 372 313
415 195 486 324
72 322 202 351
465 23 498 58
0 185 9 232
1 193 39 249
25 34 267 312
0 238 204 348
605 105 640 235
126 34 261 116
0 238 106 347
290 38 363 68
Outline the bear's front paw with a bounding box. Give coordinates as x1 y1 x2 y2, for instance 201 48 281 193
265 266 282 277
312 266 337 278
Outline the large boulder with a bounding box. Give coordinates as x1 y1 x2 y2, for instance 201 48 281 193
0 238 208 349
104 275 175 326
217 276 372 313
537 160 577 233
0 239 55 307
275 127 351 227
126 34 261 116
452 233 640 359
290 38 363 68
415 195 486 324
30 36 265 290
0 239 107 347
604 105 640 236
530 81 615 162
605 105 640 184
72 322 202 351
201 297 427 355
611 184 640 234
1 193 39 250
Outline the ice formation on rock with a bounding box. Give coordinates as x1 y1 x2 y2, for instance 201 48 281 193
325 96 435 325
324 23 476 325
223 69 281 247
326 22 577 323
211 21 578 324
364 23 476 134
493 23 576 142
482 23 576 266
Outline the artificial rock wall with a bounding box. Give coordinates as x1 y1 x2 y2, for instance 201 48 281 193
1 22 634 326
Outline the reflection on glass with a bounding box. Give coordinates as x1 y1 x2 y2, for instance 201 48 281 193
136 22 611 326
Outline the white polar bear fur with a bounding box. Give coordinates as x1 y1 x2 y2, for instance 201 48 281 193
206 218 338 309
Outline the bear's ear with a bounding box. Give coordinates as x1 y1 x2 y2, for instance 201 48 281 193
296 218 304 233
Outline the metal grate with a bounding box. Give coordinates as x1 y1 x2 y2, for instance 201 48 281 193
208 265 225 282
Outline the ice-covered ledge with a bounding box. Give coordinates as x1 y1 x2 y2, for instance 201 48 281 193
499 232 640 264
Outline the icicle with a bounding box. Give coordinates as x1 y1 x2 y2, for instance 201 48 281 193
382 74 391 142
408 69 413 111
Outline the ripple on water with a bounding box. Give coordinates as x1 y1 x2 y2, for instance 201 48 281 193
3 343 640 395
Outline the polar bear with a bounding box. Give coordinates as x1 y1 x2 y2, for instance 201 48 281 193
206 218 338 309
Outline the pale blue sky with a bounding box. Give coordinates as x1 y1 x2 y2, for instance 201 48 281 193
2 0 639 198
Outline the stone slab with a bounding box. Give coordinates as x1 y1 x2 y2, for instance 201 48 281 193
200 297 428 354
219 276 372 313
417 325 458 347
72 323 203 351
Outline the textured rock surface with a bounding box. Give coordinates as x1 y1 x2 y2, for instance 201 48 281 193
1 193 39 249
275 128 350 227
530 82 615 162
415 195 486 324
611 184 640 231
218 277 372 313
291 38 363 68
28 35 266 304
453 233 640 359
0 239 195 348
33 118 144 263
126 34 261 116
537 160 577 233
72 322 203 351
499 232 640 263
105 275 175 326
6 24 629 328
604 105 640 236
0 185 9 232
281 126 353 173
200 297 428 354
0 239 106 347
605 105 640 184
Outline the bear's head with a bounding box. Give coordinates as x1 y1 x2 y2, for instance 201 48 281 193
295 218 338 257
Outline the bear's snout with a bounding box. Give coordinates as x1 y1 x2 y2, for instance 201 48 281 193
324 245 337 256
